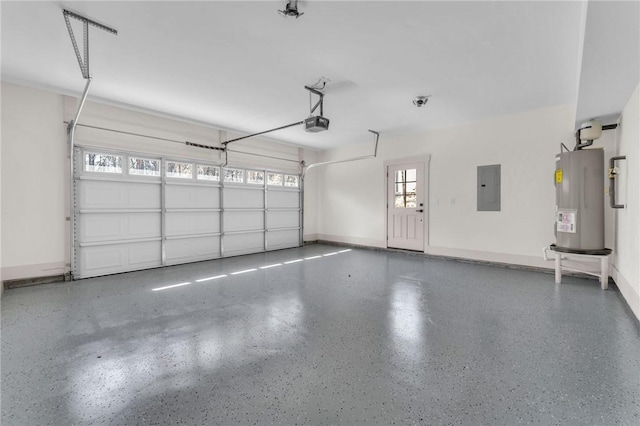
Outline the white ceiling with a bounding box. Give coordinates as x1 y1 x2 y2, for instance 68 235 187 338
575 0 640 127
0 1 630 149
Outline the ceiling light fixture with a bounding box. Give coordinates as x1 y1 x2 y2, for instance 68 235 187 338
278 0 304 19
413 95 430 108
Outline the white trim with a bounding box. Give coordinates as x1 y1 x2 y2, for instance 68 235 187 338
611 265 640 321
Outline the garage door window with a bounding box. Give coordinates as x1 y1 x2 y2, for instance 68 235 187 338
129 157 160 177
85 152 122 173
284 175 299 188
167 161 193 179
246 170 264 185
196 165 220 181
224 168 244 183
268 173 283 186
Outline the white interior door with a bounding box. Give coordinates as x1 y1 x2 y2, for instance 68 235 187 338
387 162 425 251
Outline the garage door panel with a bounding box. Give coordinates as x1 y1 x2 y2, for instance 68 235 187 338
78 213 161 243
128 184 161 208
224 211 263 232
267 191 299 209
224 188 263 209
224 232 264 257
77 241 161 278
129 241 162 264
78 180 160 209
74 148 301 278
267 230 299 251
267 211 299 229
165 236 220 264
166 212 220 236
165 185 219 209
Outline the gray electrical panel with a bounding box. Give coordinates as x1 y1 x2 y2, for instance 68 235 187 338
477 164 501 211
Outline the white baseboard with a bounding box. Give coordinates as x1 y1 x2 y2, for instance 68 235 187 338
2 261 66 282
610 265 640 321
314 237 555 270
303 233 318 242
315 234 386 249
425 246 555 270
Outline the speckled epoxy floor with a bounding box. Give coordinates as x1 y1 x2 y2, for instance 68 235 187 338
2 244 639 425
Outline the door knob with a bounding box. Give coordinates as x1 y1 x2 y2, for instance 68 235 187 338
416 209 424 212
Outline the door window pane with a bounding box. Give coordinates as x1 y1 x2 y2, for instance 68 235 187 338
246 170 264 184
129 157 160 176
85 153 122 173
166 161 193 179
393 168 417 208
197 165 220 181
224 168 244 183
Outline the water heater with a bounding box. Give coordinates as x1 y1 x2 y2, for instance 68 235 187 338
554 148 608 253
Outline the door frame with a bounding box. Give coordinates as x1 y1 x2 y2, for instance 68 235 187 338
383 155 431 252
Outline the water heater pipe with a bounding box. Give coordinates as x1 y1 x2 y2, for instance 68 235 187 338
609 155 626 208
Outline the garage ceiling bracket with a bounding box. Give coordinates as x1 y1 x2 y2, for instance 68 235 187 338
305 85 325 117
63 9 118 79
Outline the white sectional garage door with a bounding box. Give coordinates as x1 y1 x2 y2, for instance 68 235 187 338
73 147 301 278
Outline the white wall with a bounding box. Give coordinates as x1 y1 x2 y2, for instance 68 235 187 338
1 83 67 280
612 83 639 319
312 104 576 268
0 83 3 294
1 82 316 282
302 149 319 240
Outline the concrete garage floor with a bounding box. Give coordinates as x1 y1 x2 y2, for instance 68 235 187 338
2 244 639 425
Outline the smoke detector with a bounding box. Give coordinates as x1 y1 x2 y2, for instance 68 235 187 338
413 95 430 108
278 1 304 18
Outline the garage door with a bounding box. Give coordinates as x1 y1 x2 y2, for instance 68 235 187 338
73 147 301 278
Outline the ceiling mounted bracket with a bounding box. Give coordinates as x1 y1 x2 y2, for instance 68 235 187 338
305 85 325 117
278 1 304 19
63 9 118 79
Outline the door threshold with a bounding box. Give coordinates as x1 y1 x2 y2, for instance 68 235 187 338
387 247 424 253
